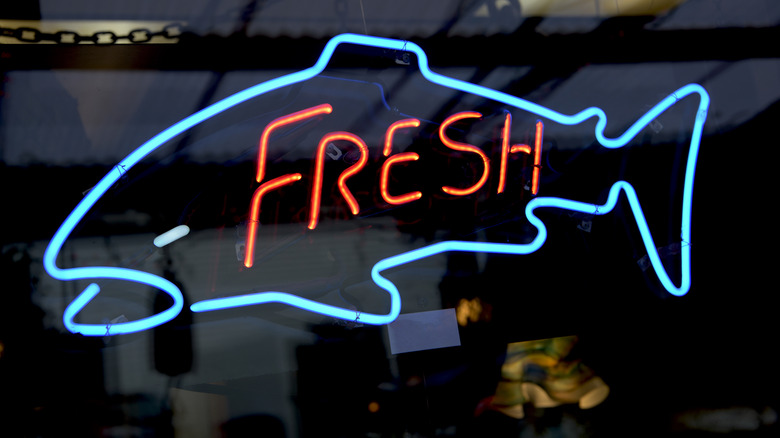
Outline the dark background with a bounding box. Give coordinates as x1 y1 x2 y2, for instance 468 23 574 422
2 1 778 436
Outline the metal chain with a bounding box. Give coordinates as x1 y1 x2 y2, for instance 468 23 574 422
0 23 184 44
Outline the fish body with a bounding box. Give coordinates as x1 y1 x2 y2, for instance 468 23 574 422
43 34 709 335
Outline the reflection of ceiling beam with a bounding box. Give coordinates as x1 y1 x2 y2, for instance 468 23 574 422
2 22 777 71
520 0 686 17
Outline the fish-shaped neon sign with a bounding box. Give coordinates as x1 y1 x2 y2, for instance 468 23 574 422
44 33 709 335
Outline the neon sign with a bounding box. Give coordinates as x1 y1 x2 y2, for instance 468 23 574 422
245 106 544 262
43 33 709 335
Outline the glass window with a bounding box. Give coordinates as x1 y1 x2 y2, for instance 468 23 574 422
2 1 778 436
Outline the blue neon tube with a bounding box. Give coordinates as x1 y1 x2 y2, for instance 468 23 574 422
44 34 709 334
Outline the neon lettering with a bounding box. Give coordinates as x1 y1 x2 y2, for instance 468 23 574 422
384 118 421 156
252 107 537 236
498 116 544 195
439 112 490 196
529 121 543 195
308 132 369 230
380 152 422 205
256 104 333 182
498 113 513 194
381 118 422 205
247 106 534 252
44 33 709 335
245 173 303 268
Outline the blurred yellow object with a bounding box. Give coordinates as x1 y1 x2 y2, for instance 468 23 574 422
484 335 609 418
456 297 491 326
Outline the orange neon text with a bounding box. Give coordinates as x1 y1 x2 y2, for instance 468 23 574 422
381 152 422 205
498 116 544 195
309 132 369 230
246 104 544 267
384 118 421 156
245 173 302 268
256 104 333 182
439 112 490 196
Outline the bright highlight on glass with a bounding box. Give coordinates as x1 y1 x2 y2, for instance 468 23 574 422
45 33 709 335
153 225 191 248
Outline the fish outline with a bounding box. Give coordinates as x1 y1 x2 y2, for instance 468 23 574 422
43 33 709 335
